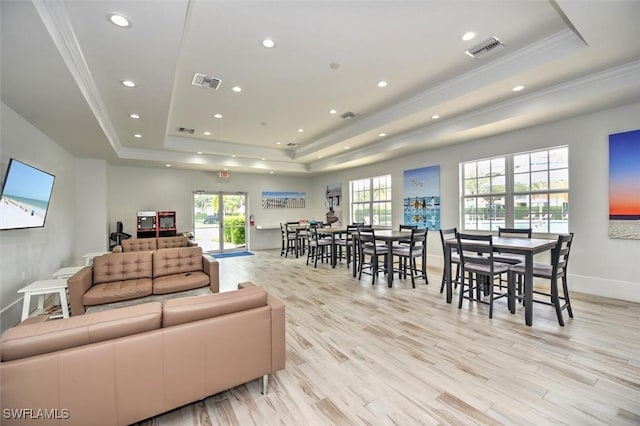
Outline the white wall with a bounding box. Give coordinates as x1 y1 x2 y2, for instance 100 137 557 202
107 166 314 251
311 102 640 302
0 102 76 330
75 159 108 263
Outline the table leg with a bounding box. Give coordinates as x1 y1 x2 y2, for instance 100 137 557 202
59 289 70 318
21 293 32 321
386 240 394 288
524 252 534 326
331 234 337 268
352 235 358 277
444 244 452 303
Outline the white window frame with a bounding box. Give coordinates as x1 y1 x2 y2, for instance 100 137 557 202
350 175 392 227
461 146 569 234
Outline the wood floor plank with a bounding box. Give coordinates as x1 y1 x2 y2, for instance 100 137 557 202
133 249 640 425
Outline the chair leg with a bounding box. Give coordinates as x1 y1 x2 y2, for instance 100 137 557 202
410 257 416 288
562 275 573 318
458 269 466 309
551 277 565 326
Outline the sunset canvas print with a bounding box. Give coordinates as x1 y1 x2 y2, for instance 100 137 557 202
609 129 640 239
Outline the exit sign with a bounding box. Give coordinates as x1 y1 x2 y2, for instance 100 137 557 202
218 170 230 178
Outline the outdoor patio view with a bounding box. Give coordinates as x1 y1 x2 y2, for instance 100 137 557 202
193 192 247 252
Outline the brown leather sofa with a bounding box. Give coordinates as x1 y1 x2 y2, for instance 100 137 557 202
68 246 219 315
112 235 197 252
0 283 286 426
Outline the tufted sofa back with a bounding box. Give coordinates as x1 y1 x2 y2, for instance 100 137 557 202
121 238 158 252
153 246 204 278
93 252 153 285
157 236 190 249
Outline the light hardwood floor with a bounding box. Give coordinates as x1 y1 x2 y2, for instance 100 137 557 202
136 249 640 425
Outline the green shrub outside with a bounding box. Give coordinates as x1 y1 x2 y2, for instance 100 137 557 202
223 215 246 244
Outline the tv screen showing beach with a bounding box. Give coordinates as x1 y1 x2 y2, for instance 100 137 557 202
0 159 55 230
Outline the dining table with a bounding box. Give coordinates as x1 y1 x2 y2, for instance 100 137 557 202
351 229 413 288
443 235 557 326
317 227 348 268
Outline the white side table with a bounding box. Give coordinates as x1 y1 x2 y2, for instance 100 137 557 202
18 279 70 321
83 251 109 265
51 266 84 280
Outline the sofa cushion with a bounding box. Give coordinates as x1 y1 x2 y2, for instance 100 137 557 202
153 246 203 278
157 236 190 249
93 252 153 285
162 286 268 328
0 302 162 362
153 271 209 295
121 238 158 252
83 278 153 306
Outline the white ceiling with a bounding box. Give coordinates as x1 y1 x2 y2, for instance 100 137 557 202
2 0 640 176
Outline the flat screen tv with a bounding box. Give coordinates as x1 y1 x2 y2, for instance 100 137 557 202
0 159 55 230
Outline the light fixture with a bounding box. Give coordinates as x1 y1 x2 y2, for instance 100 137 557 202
317 155 323 159
262 38 275 48
377 81 388 88
297 128 304 133
121 80 136 88
461 31 476 41
231 155 237 158
512 85 525 92
128 113 140 119
203 131 211 136
213 113 223 119
232 86 242 92
344 146 350 150
431 114 440 119
165 164 172 167
133 133 142 138
197 152 203 155
269 171 275 174
108 13 131 28
223 168 228 171
275 141 282 145
260 158 266 161
329 109 337 115
378 133 386 137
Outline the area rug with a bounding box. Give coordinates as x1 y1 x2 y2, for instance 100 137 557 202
209 251 254 259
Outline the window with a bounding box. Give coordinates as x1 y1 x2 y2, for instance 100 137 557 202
350 175 392 227
462 146 568 233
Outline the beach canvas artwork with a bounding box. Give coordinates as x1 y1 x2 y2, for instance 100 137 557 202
609 129 640 239
403 165 440 230
261 191 306 209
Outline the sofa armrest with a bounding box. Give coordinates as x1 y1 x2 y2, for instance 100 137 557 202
112 245 123 253
203 255 219 293
67 266 93 316
267 292 286 372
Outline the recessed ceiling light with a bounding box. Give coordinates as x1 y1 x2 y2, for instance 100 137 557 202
133 133 142 138
378 133 386 137
329 109 337 115
232 86 242 92
203 131 211 136
512 85 525 92
317 155 323 159
461 31 476 41
223 168 228 171
121 80 136 88
197 152 203 155
108 13 131 28
297 128 304 133
165 164 172 167
269 171 275 174
231 155 237 158
377 81 388 88
431 114 440 120
261 157 266 161
344 146 350 150
262 38 275 48
275 141 282 145
128 113 140 119
213 113 223 119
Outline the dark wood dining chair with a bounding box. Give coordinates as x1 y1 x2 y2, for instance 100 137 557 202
439 228 460 293
280 223 298 257
494 227 532 264
457 233 512 319
306 225 332 268
357 228 388 285
392 228 427 288
509 233 574 326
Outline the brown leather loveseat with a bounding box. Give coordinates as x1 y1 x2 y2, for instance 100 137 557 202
112 235 196 253
68 246 219 315
0 283 285 425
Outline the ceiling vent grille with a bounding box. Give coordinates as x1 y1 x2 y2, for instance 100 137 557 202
178 127 195 134
287 143 299 147
191 73 222 90
465 36 504 59
340 111 358 119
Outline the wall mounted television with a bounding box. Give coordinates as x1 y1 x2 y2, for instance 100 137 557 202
0 158 55 230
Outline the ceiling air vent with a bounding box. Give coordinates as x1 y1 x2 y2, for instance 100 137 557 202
178 127 195 134
340 111 358 119
191 73 222 90
287 143 299 147
465 36 504 59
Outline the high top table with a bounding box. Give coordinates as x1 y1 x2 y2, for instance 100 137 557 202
444 236 557 326
351 230 413 288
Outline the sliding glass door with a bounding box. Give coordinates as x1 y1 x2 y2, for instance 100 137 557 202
193 191 247 253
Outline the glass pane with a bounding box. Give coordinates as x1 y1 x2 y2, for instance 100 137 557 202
464 178 477 196
549 192 569 233
549 147 568 169
489 196 506 231
491 158 505 176
514 173 530 192
477 177 491 194
514 194 530 229
531 193 549 232
514 153 530 173
477 160 491 178
222 194 246 251
491 175 506 193
464 162 477 179
464 198 477 230
550 169 568 189
531 171 549 191
530 150 548 172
